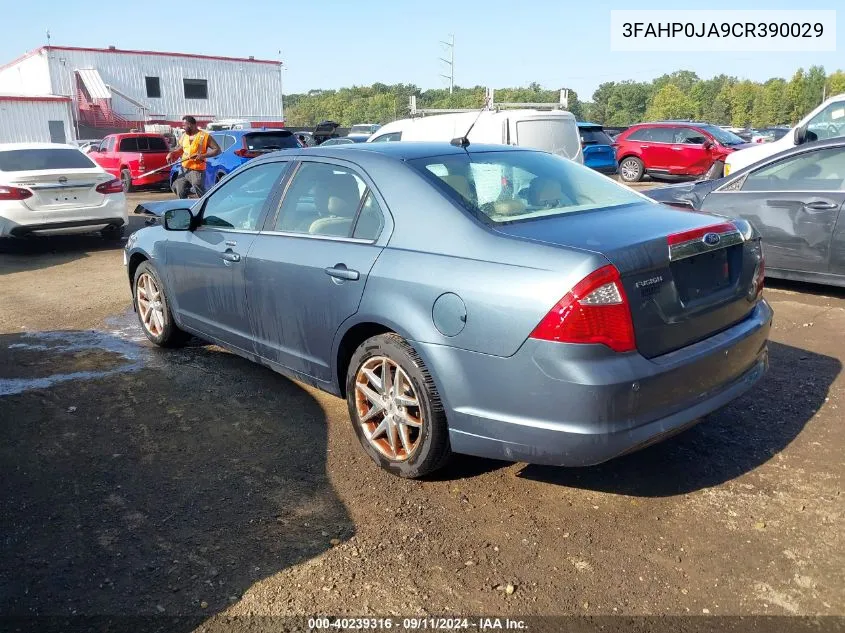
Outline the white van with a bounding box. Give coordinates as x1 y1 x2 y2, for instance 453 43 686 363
367 110 584 164
724 93 845 176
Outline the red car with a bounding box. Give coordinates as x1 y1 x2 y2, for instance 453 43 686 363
87 133 171 192
614 122 751 183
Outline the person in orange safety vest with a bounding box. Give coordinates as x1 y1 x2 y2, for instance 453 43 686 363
167 115 221 199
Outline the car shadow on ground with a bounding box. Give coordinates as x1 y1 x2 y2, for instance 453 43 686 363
766 277 845 300
0 329 352 632
516 341 840 496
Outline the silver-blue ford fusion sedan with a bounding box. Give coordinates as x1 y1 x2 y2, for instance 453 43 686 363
124 142 772 478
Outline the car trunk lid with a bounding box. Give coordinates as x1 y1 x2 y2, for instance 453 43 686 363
7 169 112 211
494 201 762 358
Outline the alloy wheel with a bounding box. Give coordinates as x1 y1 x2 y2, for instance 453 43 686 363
620 159 640 181
354 356 424 461
136 272 165 337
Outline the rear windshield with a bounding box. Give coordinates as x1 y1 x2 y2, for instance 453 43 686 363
0 148 96 172
244 132 299 150
349 125 375 135
118 136 169 152
579 127 614 145
409 150 645 225
515 119 582 159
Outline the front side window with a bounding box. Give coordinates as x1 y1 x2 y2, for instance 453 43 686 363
274 161 381 238
806 102 845 141
183 78 208 99
742 147 845 192
675 128 708 145
200 161 288 230
410 149 646 225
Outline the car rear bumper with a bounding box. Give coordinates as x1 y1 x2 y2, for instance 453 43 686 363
0 196 128 237
416 300 773 467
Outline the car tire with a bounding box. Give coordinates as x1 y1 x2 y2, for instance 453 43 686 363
121 168 134 193
618 156 644 183
133 261 190 348
101 225 124 241
346 333 451 478
216 172 225 184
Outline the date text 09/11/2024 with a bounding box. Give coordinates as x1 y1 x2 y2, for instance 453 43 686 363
308 618 528 630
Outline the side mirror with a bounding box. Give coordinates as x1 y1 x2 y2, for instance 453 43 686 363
702 140 714 150
794 125 807 145
163 208 194 231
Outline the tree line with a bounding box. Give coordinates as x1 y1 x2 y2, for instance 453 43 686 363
284 67 845 129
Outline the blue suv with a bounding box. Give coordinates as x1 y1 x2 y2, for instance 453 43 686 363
170 129 301 194
577 122 618 175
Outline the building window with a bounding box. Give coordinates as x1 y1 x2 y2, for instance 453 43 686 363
145 76 161 98
183 78 208 100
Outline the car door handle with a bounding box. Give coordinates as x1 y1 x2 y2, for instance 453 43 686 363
325 265 360 281
671 146 683 150
804 200 840 211
640 145 650 149
221 251 241 263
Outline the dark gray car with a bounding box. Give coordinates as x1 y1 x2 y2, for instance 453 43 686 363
646 138 845 288
125 143 772 478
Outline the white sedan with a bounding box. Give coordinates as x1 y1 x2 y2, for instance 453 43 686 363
0 142 127 240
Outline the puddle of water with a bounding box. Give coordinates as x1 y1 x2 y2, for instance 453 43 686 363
0 311 157 397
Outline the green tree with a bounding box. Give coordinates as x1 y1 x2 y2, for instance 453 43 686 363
653 70 700 95
730 81 761 127
645 84 695 120
605 81 652 125
828 70 845 97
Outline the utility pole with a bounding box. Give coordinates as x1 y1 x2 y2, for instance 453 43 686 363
439 34 454 94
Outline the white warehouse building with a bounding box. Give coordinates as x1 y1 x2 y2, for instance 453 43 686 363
0 95 75 144
0 45 285 142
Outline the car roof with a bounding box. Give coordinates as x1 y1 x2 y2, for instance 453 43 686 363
635 121 713 127
210 128 292 137
0 142 80 151
257 141 538 162
577 122 603 128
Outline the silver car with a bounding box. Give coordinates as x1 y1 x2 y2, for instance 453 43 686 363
125 143 772 478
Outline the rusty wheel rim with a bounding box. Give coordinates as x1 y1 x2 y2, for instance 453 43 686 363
354 356 423 462
136 272 165 337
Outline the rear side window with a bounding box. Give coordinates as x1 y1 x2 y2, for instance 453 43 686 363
579 128 614 145
119 136 168 152
370 132 401 143
244 132 299 151
516 119 581 159
0 148 96 171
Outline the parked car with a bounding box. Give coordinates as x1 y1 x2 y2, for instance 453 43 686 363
73 139 101 153
295 131 316 147
751 127 790 144
125 142 771 477
169 129 300 195
348 123 381 140
577 122 618 175
88 133 171 192
319 138 358 146
615 122 751 183
725 93 845 176
369 110 584 163
603 126 629 140
645 137 845 287
0 142 127 240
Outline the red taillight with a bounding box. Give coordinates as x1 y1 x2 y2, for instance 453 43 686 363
0 185 33 201
96 179 124 194
234 148 261 158
530 265 636 353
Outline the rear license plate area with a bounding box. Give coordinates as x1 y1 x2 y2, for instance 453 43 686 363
671 245 740 303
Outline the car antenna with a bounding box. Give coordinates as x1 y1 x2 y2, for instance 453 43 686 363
450 89 492 148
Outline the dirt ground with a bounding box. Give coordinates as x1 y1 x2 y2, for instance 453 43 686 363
1 191 843 631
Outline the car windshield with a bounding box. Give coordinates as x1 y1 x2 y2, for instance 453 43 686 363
349 125 374 135
244 132 299 150
0 148 97 171
701 125 745 146
409 150 646 225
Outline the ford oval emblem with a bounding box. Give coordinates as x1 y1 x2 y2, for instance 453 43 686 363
58 176 68 184
703 232 721 246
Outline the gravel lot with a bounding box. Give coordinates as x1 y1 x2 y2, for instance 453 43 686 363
1 189 843 630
